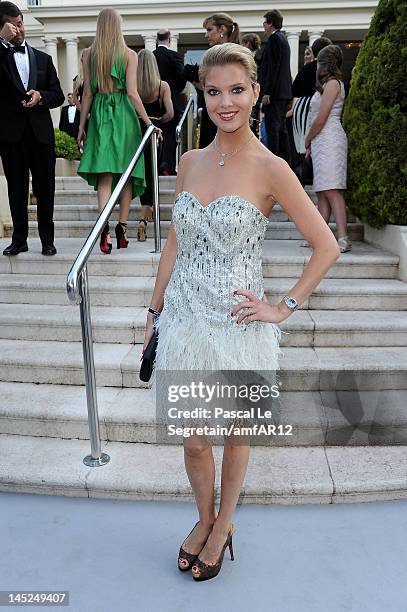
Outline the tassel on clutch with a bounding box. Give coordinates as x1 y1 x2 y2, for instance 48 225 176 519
139 311 160 382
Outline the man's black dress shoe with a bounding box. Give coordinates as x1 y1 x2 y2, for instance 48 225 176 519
42 244 57 256
2 243 28 256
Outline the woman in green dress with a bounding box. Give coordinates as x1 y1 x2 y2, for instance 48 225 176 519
77 8 161 253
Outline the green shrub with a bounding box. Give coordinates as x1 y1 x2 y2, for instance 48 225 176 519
54 128 81 161
343 0 407 228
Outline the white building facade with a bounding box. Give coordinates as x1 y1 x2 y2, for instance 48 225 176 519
17 0 378 98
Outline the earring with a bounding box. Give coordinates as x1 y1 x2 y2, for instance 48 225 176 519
220 33 224 38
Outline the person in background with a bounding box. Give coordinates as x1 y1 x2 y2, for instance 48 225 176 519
303 46 314 65
0 1 64 257
137 49 173 240
77 8 161 254
72 50 84 111
241 32 262 68
59 92 80 140
289 36 332 182
258 9 292 163
305 45 351 253
153 29 186 175
196 13 241 148
242 32 262 137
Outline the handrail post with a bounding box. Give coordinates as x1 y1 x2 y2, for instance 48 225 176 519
79 265 110 467
151 131 161 253
187 103 193 151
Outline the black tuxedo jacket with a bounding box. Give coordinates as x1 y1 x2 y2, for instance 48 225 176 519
153 45 186 115
259 30 292 100
0 42 64 144
59 105 80 138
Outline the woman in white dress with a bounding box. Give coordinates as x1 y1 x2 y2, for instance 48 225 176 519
142 43 340 581
304 45 351 252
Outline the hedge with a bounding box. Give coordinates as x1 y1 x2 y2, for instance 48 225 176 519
342 0 407 228
54 128 81 161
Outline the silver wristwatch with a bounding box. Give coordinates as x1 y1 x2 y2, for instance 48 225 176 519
282 295 298 311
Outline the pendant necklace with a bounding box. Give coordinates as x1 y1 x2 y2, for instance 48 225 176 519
214 132 254 166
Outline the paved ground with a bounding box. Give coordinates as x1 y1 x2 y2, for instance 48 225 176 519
1 493 407 612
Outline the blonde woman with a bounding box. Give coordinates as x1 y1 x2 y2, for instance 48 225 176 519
199 12 240 147
136 49 173 241
143 43 340 581
77 8 160 253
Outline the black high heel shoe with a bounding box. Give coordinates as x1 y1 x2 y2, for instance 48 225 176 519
115 222 129 249
191 524 234 582
178 521 210 572
100 222 112 254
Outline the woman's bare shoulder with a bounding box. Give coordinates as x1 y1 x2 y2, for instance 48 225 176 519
124 48 137 64
255 142 290 175
179 148 204 168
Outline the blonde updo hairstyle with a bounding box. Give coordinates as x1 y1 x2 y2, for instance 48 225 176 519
199 42 257 87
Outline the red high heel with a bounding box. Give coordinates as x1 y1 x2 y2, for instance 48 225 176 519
100 223 112 254
115 222 129 249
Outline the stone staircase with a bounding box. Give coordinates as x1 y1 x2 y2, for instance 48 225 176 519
1 176 406 504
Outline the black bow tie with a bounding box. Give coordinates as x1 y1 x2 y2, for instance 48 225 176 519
12 46 26 54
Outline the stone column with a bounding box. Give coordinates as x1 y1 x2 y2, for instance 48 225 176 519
43 37 59 73
308 30 324 47
63 36 79 94
143 35 156 52
43 37 59 125
286 31 301 78
170 33 179 52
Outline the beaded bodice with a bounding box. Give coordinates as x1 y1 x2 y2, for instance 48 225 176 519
163 191 270 328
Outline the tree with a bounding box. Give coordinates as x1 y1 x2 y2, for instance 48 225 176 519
343 0 407 228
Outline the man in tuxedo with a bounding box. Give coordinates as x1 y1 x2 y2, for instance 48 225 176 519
153 29 186 175
59 93 80 140
0 2 64 256
259 9 292 163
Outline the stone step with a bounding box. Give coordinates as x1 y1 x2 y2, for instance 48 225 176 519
1 432 406 503
7 220 364 241
0 238 399 279
37 203 291 223
1 382 406 448
53 175 177 191
0 303 406 347
52 188 176 206
33 202 358 224
0 340 405 390
1 273 405 310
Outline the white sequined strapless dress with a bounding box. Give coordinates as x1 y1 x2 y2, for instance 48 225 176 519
152 191 283 376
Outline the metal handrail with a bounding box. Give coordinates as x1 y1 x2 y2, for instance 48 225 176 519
175 95 195 172
66 124 159 467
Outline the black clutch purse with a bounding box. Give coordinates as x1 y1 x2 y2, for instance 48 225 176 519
294 154 313 187
139 312 160 383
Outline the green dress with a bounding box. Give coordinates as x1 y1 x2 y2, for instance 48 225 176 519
77 55 146 199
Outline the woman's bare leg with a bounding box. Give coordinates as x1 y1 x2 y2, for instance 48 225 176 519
118 179 132 224
178 435 218 568
316 190 331 224
140 204 153 222
192 438 250 570
325 188 348 238
97 172 112 212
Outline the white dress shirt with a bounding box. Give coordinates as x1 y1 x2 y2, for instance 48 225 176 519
11 41 30 90
68 105 76 123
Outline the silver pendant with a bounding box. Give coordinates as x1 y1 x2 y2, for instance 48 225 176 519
219 158 225 166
